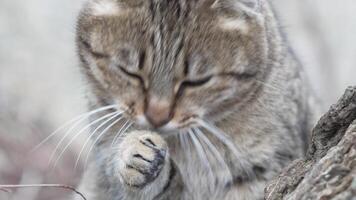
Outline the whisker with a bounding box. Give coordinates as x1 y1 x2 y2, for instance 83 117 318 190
194 127 232 183
48 110 119 168
178 132 186 155
74 113 124 169
110 121 133 148
53 111 123 169
177 131 195 193
197 119 255 179
188 129 215 183
84 119 131 168
31 104 118 153
180 131 193 163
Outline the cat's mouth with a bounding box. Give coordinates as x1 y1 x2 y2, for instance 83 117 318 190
134 114 200 135
154 116 197 135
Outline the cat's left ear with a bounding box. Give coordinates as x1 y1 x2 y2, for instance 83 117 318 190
211 0 262 17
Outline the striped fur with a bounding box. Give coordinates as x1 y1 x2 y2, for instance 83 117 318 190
74 0 316 199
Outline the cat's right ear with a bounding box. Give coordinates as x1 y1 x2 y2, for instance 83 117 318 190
211 0 262 17
86 0 142 17
85 0 122 16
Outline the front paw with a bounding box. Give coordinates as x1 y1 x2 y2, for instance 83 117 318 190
116 131 169 188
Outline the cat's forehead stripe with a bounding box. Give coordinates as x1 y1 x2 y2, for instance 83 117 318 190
90 0 122 16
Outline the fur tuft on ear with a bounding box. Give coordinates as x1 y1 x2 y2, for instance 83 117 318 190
87 0 144 16
239 0 261 10
212 0 262 16
212 0 263 33
88 0 122 16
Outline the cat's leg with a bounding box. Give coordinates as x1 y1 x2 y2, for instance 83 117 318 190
115 130 182 200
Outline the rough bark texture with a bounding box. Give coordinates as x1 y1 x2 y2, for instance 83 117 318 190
265 86 356 200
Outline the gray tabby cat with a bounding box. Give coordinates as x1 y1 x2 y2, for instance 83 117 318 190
74 0 316 199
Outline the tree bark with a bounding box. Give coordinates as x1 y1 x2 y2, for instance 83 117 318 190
265 86 356 200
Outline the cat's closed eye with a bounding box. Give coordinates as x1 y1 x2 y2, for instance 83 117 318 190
118 65 141 79
176 76 212 97
79 38 109 59
118 65 146 88
221 71 257 81
181 76 212 88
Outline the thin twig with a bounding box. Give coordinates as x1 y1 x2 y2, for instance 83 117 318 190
0 184 87 200
0 187 11 193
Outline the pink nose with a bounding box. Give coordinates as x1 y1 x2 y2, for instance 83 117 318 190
145 99 171 128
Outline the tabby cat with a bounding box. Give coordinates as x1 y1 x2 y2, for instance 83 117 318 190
74 0 315 199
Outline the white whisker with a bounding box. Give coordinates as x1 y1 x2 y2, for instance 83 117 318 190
178 132 186 154
31 104 118 153
180 131 193 163
178 131 195 193
74 113 124 169
110 121 132 148
197 119 255 179
48 110 119 168
188 129 215 183
53 111 123 169
84 119 131 168
194 127 232 183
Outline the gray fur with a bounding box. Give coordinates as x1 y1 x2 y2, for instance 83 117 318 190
74 0 316 199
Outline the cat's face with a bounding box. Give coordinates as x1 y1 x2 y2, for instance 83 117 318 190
77 0 268 134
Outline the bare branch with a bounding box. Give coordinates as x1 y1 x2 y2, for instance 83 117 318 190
0 188 11 193
265 86 356 199
0 184 87 200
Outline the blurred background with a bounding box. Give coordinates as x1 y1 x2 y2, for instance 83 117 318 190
0 0 355 199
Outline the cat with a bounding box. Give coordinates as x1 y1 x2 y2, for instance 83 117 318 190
74 0 316 199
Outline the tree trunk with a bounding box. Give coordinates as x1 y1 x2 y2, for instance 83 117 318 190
265 86 356 200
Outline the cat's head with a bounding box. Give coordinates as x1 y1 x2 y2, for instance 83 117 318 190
77 0 270 134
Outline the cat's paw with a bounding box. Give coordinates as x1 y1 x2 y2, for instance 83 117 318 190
116 131 169 188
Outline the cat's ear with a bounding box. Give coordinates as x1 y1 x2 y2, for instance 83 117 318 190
87 0 142 17
211 0 262 17
87 0 122 16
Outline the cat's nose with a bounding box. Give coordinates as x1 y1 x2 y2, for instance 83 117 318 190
145 99 171 128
